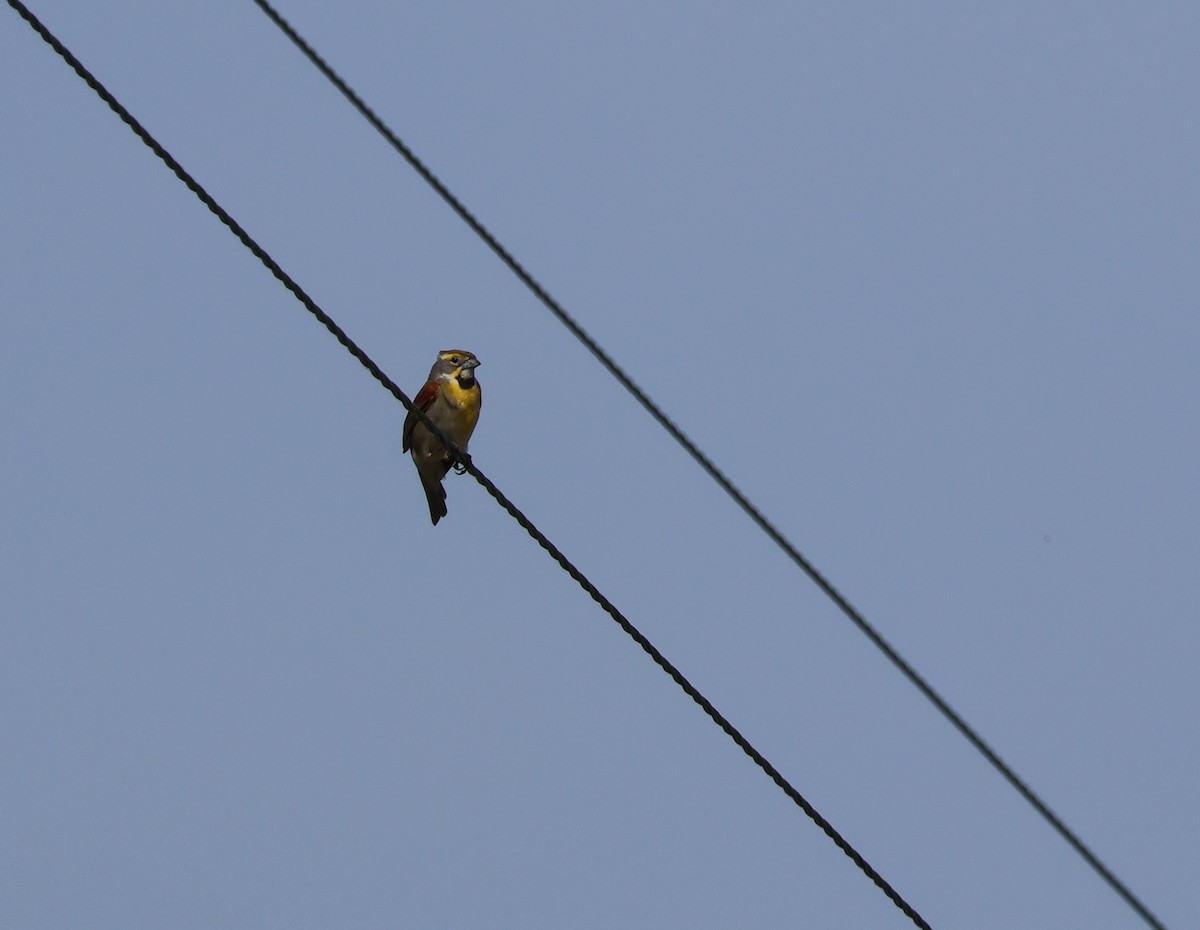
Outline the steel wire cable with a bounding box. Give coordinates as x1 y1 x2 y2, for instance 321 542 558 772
243 3 1169 929
6 2 935 926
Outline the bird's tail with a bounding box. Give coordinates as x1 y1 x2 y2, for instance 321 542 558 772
421 471 448 525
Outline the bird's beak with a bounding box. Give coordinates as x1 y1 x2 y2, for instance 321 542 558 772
464 357 481 370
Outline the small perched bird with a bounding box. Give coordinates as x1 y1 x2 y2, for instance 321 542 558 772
402 349 482 525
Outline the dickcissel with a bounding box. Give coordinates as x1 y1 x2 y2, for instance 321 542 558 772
402 349 482 525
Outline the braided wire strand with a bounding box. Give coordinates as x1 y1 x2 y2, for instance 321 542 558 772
245 3 1168 928
6 2 934 927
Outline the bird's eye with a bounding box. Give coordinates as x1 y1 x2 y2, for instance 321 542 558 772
449 355 461 364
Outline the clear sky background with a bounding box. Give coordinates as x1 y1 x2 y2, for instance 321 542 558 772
2 2 1197 927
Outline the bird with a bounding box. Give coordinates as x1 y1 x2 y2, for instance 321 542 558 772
402 349 482 525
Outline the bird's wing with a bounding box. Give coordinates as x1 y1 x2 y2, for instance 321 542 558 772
402 379 440 452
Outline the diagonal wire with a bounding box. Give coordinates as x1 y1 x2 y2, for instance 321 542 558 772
6 2 934 927
244 3 1169 929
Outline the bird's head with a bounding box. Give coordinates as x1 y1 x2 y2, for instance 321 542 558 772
431 349 480 387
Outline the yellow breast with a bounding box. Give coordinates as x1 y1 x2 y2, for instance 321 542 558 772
440 378 482 443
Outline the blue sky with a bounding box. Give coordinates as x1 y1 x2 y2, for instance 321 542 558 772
2 2 1197 927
